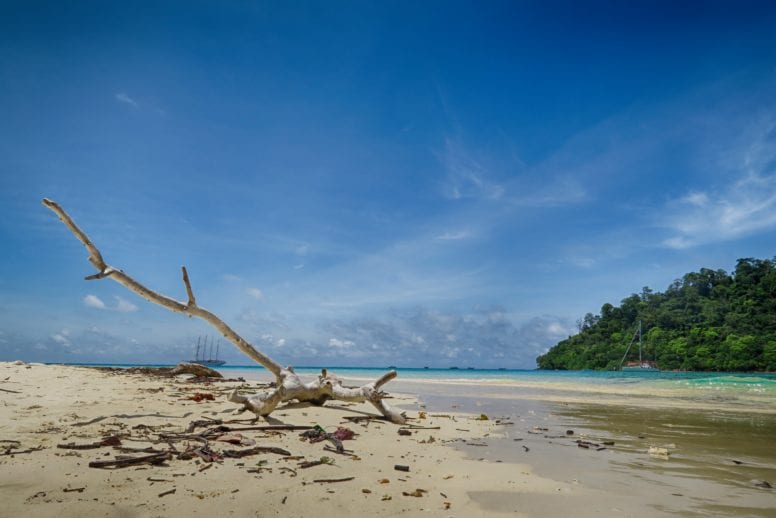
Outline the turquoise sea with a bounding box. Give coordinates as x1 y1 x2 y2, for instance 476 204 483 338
208 365 776 413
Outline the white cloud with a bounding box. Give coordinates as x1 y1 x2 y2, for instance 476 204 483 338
83 294 138 312
84 294 107 309
328 338 355 349
115 92 139 108
222 273 241 282
246 287 263 300
114 296 138 313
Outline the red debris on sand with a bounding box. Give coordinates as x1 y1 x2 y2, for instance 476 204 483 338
188 393 215 402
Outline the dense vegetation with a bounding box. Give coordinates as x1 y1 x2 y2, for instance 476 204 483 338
536 258 776 371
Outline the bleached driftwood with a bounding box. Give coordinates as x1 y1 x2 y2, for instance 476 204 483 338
42 198 406 424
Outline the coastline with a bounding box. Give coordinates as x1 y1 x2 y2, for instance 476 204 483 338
1 362 773 517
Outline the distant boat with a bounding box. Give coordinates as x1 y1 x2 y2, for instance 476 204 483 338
449 366 459 370
619 321 659 371
189 336 226 367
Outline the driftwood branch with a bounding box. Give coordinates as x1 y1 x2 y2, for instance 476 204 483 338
42 198 406 424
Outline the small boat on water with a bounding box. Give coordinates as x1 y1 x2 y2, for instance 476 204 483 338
189 336 226 367
619 320 659 371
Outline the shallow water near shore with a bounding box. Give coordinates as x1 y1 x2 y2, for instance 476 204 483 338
210 366 776 515
393 380 776 517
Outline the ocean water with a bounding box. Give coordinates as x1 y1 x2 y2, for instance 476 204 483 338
213 366 776 414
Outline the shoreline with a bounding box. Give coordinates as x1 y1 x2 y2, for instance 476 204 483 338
1 362 773 517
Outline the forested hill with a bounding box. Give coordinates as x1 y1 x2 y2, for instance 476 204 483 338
536 258 776 371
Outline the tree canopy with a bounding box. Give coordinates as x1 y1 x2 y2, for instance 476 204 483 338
536 258 776 371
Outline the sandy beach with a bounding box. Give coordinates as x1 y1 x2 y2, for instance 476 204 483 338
1 362 774 517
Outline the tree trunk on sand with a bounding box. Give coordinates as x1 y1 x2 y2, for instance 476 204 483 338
169 362 223 378
42 198 406 424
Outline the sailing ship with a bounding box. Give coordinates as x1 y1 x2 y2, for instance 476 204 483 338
189 336 226 367
618 320 659 371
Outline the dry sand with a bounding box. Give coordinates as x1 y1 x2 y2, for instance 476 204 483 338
2 362 773 517
0 362 589 518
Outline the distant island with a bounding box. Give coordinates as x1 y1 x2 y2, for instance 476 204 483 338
537 258 776 372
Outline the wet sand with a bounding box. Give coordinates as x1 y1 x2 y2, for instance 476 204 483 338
395 379 776 517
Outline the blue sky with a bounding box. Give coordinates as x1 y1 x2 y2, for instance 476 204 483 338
1 1 775 368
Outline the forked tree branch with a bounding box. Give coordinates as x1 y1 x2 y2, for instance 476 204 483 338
42 198 406 424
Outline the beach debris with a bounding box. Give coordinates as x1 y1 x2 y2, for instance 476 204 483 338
443 501 451 510
185 418 223 433
0 387 22 394
398 429 412 436
333 426 355 440
188 392 215 402
648 447 670 459
362 488 372 494
62 487 86 493
322 445 357 457
381 494 392 501
418 411 427 419
157 488 176 497
299 425 352 453
402 488 427 497
394 464 410 472
312 477 355 484
57 436 122 450
88 451 172 469
185 445 222 463
475 414 489 421
752 480 772 489
566 429 574 435
298 456 335 469
522 445 530 452
222 446 292 458
215 433 255 446
1 445 44 456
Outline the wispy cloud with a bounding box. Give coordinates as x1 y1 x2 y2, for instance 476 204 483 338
438 137 505 201
50 329 71 346
115 92 139 108
114 296 138 313
661 116 776 249
246 287 263 300
434 230 473 241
